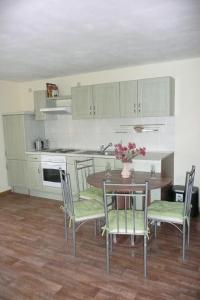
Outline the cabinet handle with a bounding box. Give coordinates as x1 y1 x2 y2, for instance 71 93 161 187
38 168 40 174
134 103 136 113
138 103 141 113
93 105 96 115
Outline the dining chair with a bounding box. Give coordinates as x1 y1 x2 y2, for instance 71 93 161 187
74 158 103 203
59 169 105 256
103 181 149 278
147 165 195 261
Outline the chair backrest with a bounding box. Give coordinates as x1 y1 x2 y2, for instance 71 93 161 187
59 169 74 218
103 181 149 234
74 158 95 193
184 165 195 218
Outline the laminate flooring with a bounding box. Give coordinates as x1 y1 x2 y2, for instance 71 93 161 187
0 193 199 300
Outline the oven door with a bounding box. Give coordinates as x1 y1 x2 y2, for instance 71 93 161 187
41 162 66 188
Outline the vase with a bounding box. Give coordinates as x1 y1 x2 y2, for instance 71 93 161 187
121 162 132 179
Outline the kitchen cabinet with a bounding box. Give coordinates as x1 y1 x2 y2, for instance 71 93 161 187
137 77 174 117
3 114 45 159
71 86 93 119
7 159 28 194
120 77 174 117
94 157 115 172
34 90 48 121
92 82 120 118
72 76 174 119
120 80 138 117
3 113 45 194
72 82 120 119
3 114 26 160
27 156 43 191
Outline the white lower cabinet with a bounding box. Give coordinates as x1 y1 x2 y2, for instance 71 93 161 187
27 161 43 191
7 159 28 194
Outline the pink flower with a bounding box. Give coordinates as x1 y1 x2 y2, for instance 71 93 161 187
114 143 146 162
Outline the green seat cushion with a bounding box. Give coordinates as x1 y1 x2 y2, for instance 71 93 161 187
148 200 184 223
74 199 105 222
104 210 147 235
79 187 103 203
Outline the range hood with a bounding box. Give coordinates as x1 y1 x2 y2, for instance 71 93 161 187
40 106 71 114
40 96 72 114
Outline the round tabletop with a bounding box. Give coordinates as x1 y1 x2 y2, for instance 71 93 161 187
87 170 172 191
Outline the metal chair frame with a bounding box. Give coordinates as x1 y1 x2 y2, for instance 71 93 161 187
148 165 195 261
74 158 95 195
103 181 149 278
59 169 104 256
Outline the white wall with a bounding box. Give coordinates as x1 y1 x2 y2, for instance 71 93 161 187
0 80 20 192
17 57 200 188
0 58 199 194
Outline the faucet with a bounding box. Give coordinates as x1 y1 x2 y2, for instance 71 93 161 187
100 142 113 153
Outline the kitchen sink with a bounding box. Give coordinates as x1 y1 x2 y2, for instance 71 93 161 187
78 150 114 156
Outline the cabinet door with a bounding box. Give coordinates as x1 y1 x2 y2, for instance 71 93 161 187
3 115 26 160
94 158 115 172
93 82 120 118
72 86 93 119
7 159 27 191
120 80 138 117
138 77 174 117
27 161 43 190
34 90 47 121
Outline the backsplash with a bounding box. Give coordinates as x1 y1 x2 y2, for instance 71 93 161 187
44 115 175 152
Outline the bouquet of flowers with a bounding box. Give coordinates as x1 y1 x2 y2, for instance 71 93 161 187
114 142 146 163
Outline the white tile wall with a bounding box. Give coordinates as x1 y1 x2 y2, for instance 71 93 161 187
44 115 175 152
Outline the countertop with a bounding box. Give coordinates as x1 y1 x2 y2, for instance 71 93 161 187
26 150 173 161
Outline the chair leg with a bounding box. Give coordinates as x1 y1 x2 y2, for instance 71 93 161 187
109 234 113 254
144 235 147 278
64 212 68 242
94 219 97 236
72 220 76 256
106 232 110 273
154 221 157 238
187 217 191 247
182 221 186 261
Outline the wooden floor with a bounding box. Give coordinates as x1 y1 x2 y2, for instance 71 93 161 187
0 193 199 300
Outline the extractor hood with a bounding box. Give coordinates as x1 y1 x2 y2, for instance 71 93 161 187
40 96 72 114
40 106 71 114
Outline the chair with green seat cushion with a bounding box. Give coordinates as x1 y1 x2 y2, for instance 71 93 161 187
148 165 195 261
74 158 103 203
59 170 105 256
103 181 149 278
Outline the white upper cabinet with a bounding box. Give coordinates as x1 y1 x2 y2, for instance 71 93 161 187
137 77 174 117
72 82 120 119
119 80 138 117
72 76 175 119
3 115 26 160
93 82 120 118
34 90 47 121
72 85 93 119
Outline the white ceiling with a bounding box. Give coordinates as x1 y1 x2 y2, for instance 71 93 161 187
1 0 200 81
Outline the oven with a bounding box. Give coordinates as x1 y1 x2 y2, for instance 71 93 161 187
41 155 66 188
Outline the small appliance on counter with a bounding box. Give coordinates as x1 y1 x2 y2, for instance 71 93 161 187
34 138 49 151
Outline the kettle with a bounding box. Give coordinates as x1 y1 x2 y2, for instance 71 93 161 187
34 137 43 151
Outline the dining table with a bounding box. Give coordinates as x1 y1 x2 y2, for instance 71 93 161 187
87 169 173 245
87 169 173 196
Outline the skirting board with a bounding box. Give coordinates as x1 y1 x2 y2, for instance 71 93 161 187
0 189 12 197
